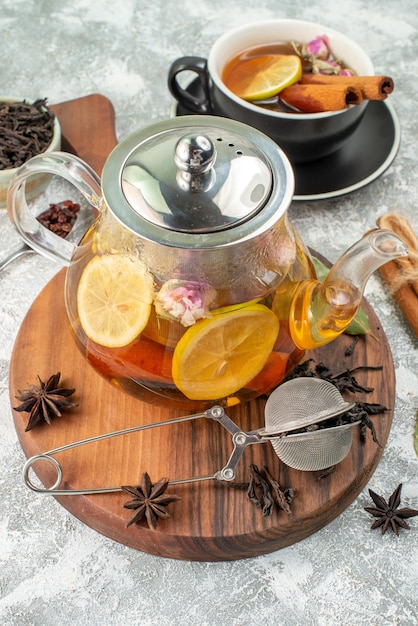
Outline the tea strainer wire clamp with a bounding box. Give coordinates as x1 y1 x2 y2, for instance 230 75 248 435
22 377 359 497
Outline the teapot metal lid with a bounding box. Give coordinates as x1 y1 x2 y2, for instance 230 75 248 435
102 116 294 248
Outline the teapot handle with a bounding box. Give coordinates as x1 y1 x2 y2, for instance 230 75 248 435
7 151 103 266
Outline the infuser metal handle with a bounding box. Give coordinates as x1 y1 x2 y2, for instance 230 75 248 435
23 410 212 495
208 406 263 481
22 406 265 495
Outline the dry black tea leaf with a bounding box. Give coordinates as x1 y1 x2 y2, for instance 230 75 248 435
0 98 55 169
247 464 275 516
286 360 387 444
263 466 294 514
246 464 295 517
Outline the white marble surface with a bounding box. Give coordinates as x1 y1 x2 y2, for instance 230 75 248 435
1 1 418 624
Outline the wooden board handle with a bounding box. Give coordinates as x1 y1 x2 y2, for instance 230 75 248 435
51 93 117 174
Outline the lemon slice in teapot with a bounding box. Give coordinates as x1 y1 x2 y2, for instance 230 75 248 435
172 303 279 400
77 254 154 348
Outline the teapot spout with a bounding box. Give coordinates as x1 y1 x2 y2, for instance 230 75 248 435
289 229 409 349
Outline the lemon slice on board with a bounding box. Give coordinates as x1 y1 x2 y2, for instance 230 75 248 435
172 303 280 400
228 54 302 101
77 254 154 348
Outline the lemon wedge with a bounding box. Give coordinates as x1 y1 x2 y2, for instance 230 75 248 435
172 303 279 400
229 54 302 101
77 254 154 348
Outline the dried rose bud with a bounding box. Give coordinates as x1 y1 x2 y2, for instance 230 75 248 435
305 35 330 60
155 279 216 327
312 59 342 75
340 68 356 76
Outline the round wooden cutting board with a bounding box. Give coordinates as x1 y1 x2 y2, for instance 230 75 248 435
9 269 394 561
8 95 395 561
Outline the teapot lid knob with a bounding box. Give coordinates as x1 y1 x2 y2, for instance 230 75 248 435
174 134 216 174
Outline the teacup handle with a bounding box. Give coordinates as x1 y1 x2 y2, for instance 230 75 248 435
167 56 212 114
7 151 102 266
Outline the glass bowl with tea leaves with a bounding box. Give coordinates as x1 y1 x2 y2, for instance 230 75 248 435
0 97 61 209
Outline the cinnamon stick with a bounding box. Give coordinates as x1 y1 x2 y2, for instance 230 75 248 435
376 213 418 337
300 74 394 100
377 262 418 337
280 83 363 113
377 214 418 296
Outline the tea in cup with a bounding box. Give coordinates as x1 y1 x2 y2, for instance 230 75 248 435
168 19 376 163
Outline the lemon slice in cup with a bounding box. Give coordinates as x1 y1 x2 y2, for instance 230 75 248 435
172 304 280 400
229 54 302 101
77 254 154 348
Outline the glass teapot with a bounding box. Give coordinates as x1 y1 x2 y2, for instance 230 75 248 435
7 116 407 410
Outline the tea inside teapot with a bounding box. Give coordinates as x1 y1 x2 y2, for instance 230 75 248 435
71 207 311 409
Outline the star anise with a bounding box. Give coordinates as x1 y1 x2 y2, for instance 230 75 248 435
122 472 180 530
364 483 418 535
14 372 78 431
